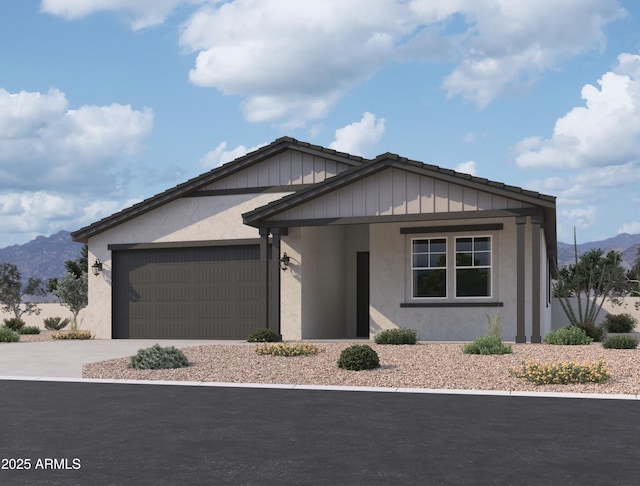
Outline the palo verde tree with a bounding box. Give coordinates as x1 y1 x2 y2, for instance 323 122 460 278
0 263 46 320
553 230 628 326
48 245 88 330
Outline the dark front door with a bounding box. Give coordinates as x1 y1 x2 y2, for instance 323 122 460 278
356 252 370 338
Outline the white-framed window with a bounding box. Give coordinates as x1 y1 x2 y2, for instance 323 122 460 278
412 237 447 298
455 236 491 297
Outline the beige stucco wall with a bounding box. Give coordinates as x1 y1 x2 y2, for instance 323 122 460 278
1 303 87 330
551 297 640 330
86 192 289 339
368 217 536 342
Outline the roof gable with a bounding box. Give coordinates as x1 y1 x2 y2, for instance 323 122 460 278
243 154 556 226
72 137 364 242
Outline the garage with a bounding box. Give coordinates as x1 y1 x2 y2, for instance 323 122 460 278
112 244 269 339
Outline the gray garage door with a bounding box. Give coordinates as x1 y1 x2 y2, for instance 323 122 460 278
112 245 268 339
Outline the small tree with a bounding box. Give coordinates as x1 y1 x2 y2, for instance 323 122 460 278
0 263 46 319
553 229 627 326
52 272 88 330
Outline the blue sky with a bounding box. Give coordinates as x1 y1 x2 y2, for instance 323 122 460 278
1 0 639 247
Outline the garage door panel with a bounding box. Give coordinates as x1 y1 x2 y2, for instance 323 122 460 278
113 244 267 339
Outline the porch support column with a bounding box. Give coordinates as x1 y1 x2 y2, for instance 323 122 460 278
515 216 527 343
270 227 288 338
259 227 270 331
530 215 542 343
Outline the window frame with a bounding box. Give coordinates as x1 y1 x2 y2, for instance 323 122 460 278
454 235 493 299
410 236 448 299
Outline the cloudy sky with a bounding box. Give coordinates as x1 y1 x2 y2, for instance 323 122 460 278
1 0 639 247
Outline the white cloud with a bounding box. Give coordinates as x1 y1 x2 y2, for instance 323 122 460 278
0 87 153 245
40 0 203 30
515 52 640 169
199 141 267 169
619 221 640 235
455 161 477 176
43 0 624 124
0 87 153 190
329 113 385 157
462 132 476 144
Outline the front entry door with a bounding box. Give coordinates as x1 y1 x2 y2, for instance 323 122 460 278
356 252 370 338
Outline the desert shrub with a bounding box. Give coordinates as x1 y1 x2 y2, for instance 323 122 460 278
3 318 25 332
129 344 190 370
544 326 593 345
603 313 637 334
511 358 609 385
247 328 279 342
602 335 638 349
374 328 417 345
43 316 70 331
0 327 20 342
18 326 41 335
576 322 605 342
462 335 512 355
337 344 380 371
52 330 93 340
255 341 320 357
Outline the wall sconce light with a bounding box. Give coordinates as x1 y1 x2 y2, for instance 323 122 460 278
91 259 103 276
280 252 290 271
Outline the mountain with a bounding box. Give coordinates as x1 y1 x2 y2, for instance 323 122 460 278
0 230 84 284
557 233 640 270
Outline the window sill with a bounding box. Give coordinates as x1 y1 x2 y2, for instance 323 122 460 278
400 302 504 308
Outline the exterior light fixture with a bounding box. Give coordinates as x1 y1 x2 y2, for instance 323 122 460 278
91 259 103 276
280 252 290 271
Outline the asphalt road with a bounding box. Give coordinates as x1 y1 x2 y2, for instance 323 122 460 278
1 380 639 485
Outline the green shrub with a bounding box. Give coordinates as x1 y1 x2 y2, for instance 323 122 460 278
247 328 279 342
544 326 593 345
462 335 512 355
602 335 638 349
603 313 637 334
374 328 417 345
3 318 25 332
52 330 93 340
129 344 190 370
511 358 609 385
18 326 41 335
576 322 605 342
337 344 380 371
43 316 70 331
0 326 20 343
255 341 321 357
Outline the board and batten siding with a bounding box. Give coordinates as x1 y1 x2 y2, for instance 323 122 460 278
203 151 354 190
274 167 534 221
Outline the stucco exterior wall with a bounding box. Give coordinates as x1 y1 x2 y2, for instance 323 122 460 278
369 217 532 341
1 303 87 330
86 192 288 339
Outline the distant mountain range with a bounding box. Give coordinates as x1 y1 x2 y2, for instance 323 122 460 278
0 230 84 285
557 233 640 270
0 229 638 284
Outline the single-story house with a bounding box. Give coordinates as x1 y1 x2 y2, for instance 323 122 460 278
72 136 557 343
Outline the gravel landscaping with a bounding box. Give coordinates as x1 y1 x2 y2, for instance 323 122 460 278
81 341 640 396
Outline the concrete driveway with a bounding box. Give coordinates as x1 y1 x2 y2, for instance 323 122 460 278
0 339 244 378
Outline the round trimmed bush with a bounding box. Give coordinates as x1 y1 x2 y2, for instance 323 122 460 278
129 344 190 370
247 328 279 342
602 335 638 349
3 318 25 332
0 326 20 343
576 322 605 342
603 313 637 334
544 326 593 345
374 328 417 345
462 335 512 355
337 344 380 371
